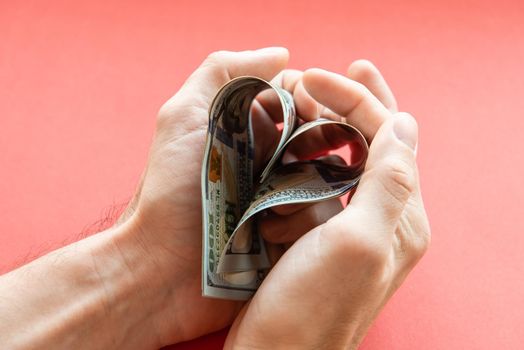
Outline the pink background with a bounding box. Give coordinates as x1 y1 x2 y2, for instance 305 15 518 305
1 1 523 349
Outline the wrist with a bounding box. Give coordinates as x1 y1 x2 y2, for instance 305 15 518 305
0 216 168 349
86 215 174 348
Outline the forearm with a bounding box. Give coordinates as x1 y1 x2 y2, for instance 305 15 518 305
0 217 167 349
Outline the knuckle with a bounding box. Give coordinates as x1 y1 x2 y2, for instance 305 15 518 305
206 50 225 61
413 237 430 260
156 101 176 129
395 111 417 125
414 214 431 257
203 50 230 68
156 94 208 133
352 80 372 97
407 239 427 262
280 69 303 90
323 215 389 271
350 80 376 110
340 79 372 118
357 241 390 271
403 236 428 267
157 97 185 125
396 205 431 265
376 157 416 205
157 100 174 121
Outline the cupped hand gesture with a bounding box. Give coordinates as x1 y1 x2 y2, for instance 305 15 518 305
117 47 429 348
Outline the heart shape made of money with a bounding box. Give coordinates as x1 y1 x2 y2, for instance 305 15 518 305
201 76 368 300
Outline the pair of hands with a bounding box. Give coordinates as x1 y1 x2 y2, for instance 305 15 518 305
117 47 430 349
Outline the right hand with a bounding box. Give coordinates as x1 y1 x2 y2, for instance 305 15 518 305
225 62 431 349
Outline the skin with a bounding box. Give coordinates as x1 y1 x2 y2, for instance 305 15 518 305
0 48 430 349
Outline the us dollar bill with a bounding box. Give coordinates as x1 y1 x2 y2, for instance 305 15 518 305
201 76 368 300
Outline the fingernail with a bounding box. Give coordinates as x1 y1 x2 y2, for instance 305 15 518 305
393 113 418 150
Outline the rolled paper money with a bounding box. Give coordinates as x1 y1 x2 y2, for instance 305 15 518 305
201 76 368 300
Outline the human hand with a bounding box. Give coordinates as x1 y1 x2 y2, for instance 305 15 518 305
116 47 332 345
224 63 431 349
1 47 341 350
0 47 428 350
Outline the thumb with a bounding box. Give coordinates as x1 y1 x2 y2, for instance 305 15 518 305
347 112 419 231
157 48 289 137
174 47 289 109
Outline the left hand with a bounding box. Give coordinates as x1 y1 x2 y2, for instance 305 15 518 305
116 47 328 345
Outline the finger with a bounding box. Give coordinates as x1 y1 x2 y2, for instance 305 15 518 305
260 198 343 244
261 66 396 161
302 68 392 141
337 112 419 237
346 60 398 113
287 62 397 159
313 61 397 120
185 47 288 102
284 123 363 160
256 69 319 123
290 61 396 160
250 100 280 174
293 79 321 120
194 47 289 99
159 47 289 135
255 69 301 122
253 70 315 168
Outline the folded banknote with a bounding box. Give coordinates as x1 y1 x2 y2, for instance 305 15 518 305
201 76 368 300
